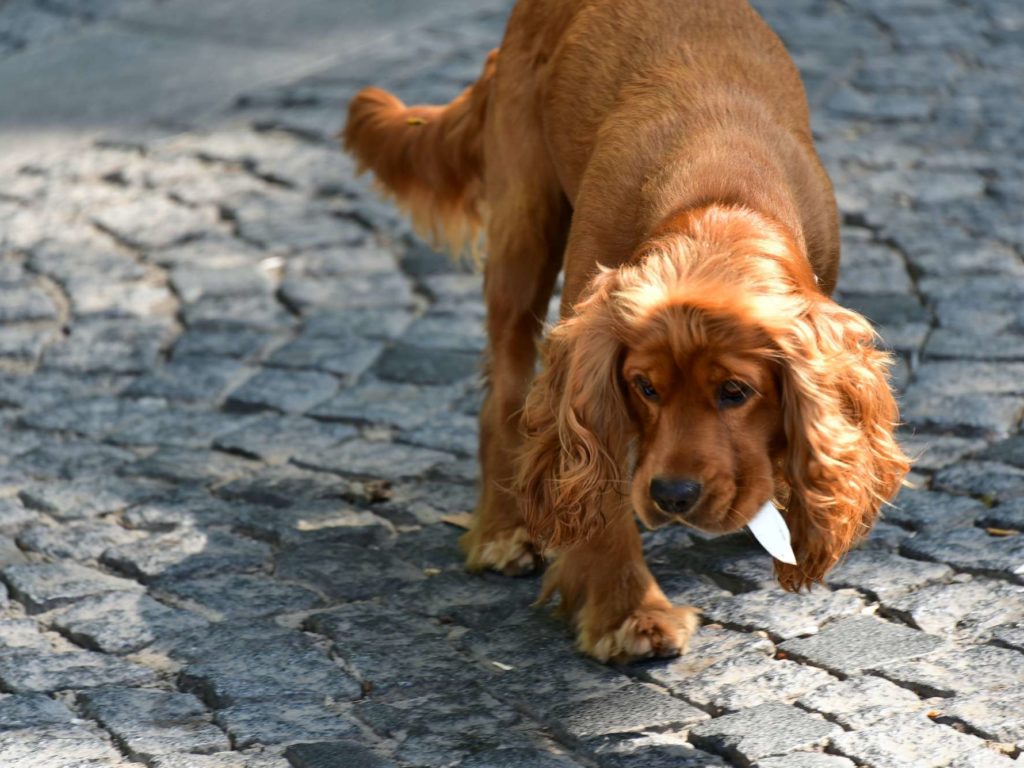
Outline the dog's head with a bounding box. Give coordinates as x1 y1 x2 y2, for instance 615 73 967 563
517 207 909 589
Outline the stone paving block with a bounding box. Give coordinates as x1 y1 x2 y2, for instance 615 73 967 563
0 619 49 650
225 367 340 414
153 753 290 768
41 317 171 374
17 475 162 520
122 490 244 531
172 326 276 361
153 572 324 620
310 380 468 430
236 502 395 547
267 333 384 381
0 647 156 692
213 415 358 465
979 498 1024 532
778 615 946 677
293 438 455 479
373 343 480 386
175 622 361 708
700 587 866 641
214 465 360 510
125 357 255 403
688 702 839 766
0 692 74 730
0 723 124 767
124 446 257 485
753 755 855 768
585 733 728 767
827 549 954 601
882 576 1024 641
216 697 362 748
275 540 424 602
231 195 363 253
183 292 296 331
943 689 1024 749
398 410 478 457
830 712 994 768
0 496 37 533
546 682 708 741
1 561 142 613
871 644 1024 698
284 740 399 768
79 686 230 760
170 263 273 303
16 520 146 561
18 393 167 439
302 308 415 343
93 195 222 249
50 590 208 654
13 438 139 480
280 273 415 313
634 624 774 691
401 308 487 352
668 650 833 714
992 622 1024 652
0 283 59 323
796 675 923 729
109 406 261 449
898 390 1024 437
884 487 985 531
101 527 271 582
933 460 1024 499
356 688 519 747
899 527 1024 582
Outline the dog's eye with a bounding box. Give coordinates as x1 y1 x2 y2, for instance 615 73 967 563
634 376 659 401
718 380 754 408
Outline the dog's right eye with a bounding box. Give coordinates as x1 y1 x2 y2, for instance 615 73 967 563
634 376 659 401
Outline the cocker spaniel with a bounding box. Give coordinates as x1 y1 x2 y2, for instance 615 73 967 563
343 0 910 663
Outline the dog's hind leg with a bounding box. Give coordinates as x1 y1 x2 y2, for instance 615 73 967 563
461 73 570 575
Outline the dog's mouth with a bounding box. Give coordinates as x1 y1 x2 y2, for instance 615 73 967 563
645 491 751 535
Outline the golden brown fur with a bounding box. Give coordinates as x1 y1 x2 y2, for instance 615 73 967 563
343 0 910 663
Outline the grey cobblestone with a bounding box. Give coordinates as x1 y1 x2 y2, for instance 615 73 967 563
1 0 1023 764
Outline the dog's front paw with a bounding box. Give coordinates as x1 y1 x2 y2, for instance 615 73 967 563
461 524 540 576
584 604 700 664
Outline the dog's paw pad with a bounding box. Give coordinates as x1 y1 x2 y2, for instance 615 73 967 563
590 604 699 663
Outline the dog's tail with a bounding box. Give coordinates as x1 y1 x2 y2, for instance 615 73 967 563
342 49 496 260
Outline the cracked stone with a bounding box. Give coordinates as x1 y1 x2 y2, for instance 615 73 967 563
688 702 839 765
778 616 946 677
1 561 142 613
50 591 208 654
79 687 229 760
0 648 156 692
797 675 923 729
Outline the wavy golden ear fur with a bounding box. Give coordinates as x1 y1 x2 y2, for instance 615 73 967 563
516 270 635 548
341 50 497 259
772 297 909 590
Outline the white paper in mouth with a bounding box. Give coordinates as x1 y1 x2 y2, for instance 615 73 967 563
747 501 797 565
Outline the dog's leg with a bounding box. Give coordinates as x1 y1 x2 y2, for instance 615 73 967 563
540 506 699 663
461 93 569 575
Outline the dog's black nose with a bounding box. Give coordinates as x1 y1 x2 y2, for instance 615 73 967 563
650 476 703 515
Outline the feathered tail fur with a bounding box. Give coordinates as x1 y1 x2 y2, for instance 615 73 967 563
342 49 497 259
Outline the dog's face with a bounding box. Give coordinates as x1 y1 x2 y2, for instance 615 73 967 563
622 322 783 534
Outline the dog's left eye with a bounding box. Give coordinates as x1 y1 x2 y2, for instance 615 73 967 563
718 380 754 408
634 376 659 401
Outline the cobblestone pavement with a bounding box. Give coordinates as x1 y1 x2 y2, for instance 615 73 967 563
1 0 1023 766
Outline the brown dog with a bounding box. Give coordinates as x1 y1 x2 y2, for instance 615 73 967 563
344 0 909 662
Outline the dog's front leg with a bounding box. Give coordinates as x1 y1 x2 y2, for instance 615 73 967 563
539 504 699 663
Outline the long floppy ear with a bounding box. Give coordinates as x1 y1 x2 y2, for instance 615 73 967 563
774 297 910 590
516 270 634 548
